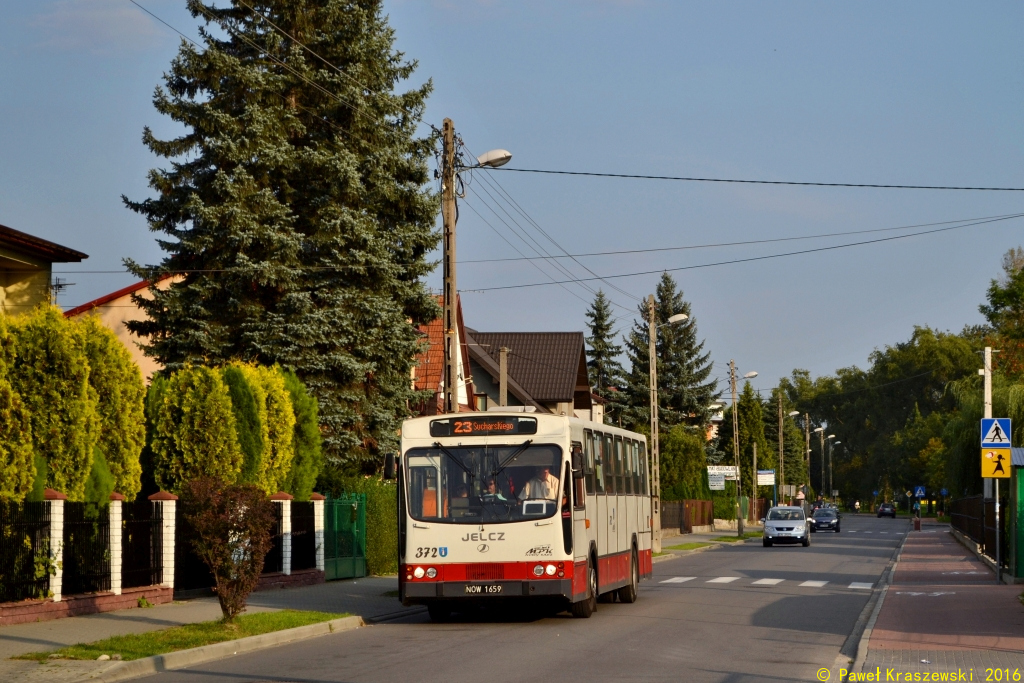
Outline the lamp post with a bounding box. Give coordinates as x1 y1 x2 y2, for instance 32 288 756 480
777 400 800 504
813 427 824 499
729 362 758 536
439 117 511 414
830 440 840 502
648 300 687 553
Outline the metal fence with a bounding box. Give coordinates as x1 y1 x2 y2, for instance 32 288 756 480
291 502 316 571
174 512 214 592
324 494 366 580
0 501 51 603
122 500 162 589
62 502 111 595
262 504 284 574
951 495 1008 566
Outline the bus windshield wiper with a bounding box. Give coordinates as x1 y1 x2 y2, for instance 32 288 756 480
432 442 475 484
491 440 533 479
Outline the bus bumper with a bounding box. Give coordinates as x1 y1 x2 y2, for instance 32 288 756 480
403 579 574 603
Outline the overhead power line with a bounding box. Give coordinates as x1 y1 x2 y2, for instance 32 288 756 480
486 167 1024 192
464 213 1024 293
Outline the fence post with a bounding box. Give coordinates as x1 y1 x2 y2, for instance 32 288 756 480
109 492 125 596
43 489 67 602
311 493 325 572
271 492 293 576
149 492 178 591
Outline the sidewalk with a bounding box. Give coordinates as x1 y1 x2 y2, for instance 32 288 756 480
862 522 1024 673
0 576 412 683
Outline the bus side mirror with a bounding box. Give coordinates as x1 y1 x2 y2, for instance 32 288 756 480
571 450 584 480
384 453 397 480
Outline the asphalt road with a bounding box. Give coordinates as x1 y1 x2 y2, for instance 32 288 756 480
143 514 910 683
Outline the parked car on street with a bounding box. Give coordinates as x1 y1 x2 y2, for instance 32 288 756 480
877 503 896 518
761 506 810 547
810 508 841 532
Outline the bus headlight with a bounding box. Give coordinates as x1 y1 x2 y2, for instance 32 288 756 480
413 567 425 579
533 564 544 577
426 567 437 579
545 564 557 576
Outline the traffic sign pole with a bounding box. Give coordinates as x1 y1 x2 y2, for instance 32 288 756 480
980 415 1011 585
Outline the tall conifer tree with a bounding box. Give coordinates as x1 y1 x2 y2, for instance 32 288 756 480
622 273 718 430
584 290 624 424
124 0 440 463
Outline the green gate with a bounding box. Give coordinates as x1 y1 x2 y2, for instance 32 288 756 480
324 494 367 580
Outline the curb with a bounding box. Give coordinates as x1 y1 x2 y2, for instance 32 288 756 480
852 528 910 673
946 526 1023 584
70 615 363 683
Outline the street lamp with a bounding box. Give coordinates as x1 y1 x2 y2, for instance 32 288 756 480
648 302 688 553
830 440 841 502
729 363 758 536
777 407 801 505
813 427 824 500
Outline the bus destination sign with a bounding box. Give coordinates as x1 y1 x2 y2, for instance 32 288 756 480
429 416 538 437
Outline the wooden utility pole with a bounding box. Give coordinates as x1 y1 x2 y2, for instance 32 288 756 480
441 118 458 414
499 347 509 407
778 395 784 503
731 360 743 535
804 413 811 500
648 295 661 552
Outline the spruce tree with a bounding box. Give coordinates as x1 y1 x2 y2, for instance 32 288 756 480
622 273 718 430
584 290 625 424
124 0 440 464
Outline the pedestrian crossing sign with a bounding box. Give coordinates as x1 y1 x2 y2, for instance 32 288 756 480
981 418 1011 447
981 448 1011 478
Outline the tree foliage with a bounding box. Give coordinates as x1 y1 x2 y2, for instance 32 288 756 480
244 364 295 494
0 315 33 502
622 273 718 431
124 0 440 465
222 365 268 487
150 366 243 493
181 477 275 621
8 306 98 501
282 368 323 501
584 290 625 423
660 424 710 501
79 315 146 500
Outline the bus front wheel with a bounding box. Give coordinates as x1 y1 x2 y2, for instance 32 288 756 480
617 550 638 604
570 560 597 618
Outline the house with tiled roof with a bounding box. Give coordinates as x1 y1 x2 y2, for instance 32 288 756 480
64 276 179 381
412 295 475 414
0 223 87 315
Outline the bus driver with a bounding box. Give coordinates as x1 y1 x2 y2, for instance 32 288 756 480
518 465 559 501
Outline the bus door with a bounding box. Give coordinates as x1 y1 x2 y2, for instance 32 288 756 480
593 431 607 558
573 440 589 564
605 433 619 558
628 440 640 547
614 435 628 554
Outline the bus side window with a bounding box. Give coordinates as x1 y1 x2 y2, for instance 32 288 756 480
573 457 585 510
639 440 648 496
583 430 595 495
614 436 625 494
605 434 616 494
632 440 640 494
593 432 605 493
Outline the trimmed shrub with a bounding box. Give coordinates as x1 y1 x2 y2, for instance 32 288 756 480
241 365 294 495
0 378 33 502
78 315 145 500
84 447 116 504
222 365 268 487
8 306 98 501
181 477 275 621
281 368 322 501
150 366 242 493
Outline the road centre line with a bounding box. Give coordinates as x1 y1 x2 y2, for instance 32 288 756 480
849 582 874 590
659 576 696 583
800 580 829 587
751 578 784 585
706 577 740 583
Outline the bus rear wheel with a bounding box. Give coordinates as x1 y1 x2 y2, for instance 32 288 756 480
570 560 597 618
617 550 639 604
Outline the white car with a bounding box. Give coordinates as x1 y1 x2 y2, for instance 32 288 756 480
762 506 810 547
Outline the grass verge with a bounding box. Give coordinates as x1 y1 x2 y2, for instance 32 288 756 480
17 610 346 662
711 532 762 543
665 542 713 551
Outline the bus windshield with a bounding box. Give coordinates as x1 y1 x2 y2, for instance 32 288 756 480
404 443 564 524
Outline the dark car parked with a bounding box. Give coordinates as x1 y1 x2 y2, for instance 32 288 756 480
810 508 841 533
877 503 896 518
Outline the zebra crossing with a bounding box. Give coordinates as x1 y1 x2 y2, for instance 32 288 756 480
658 576 874 590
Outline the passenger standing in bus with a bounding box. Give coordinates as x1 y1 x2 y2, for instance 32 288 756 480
518 465 560 501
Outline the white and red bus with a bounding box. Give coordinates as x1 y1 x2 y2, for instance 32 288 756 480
397 411 653 620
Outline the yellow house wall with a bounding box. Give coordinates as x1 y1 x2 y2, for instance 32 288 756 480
0 248 51 316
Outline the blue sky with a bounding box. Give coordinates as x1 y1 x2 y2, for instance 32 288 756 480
1 1 1022 393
